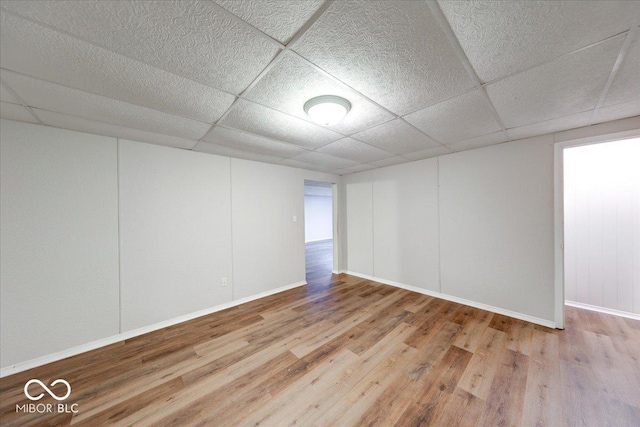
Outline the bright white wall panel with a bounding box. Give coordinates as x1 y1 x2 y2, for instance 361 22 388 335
342 172 374 276
372 159 440 291
564 139 640 314
0 120 119 368
439 136 555 321
119 140 232 331
231 159 337 299
304 195 333 242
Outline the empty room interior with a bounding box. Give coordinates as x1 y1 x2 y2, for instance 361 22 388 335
1 1 639 426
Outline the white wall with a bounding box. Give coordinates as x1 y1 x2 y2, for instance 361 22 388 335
564 138 640 314
0 120 120 368
119 140 233 331
341 137 556 324
343 172 374 276
304 194 333 242
439 136 555 321
231 159 336 299
372 159 440 291
0 119 338 371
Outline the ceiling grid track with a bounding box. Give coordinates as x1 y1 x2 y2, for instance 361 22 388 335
0 78 43 124
425 0 512 141
196 0 335 146
588 21 639 126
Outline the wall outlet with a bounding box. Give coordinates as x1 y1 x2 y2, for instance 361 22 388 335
221 277 227 287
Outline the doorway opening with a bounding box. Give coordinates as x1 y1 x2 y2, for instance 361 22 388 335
562 138 640 320
304 180 336 284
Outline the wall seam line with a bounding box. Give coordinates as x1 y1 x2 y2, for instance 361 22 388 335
437 157 442 294
229 157 234 302
116 138 123 334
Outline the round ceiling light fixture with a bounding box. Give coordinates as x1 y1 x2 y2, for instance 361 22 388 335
304 95 351 126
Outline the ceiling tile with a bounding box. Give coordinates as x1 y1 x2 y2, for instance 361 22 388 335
244 51 394 134
0 12 235 123
293 0 474 115
368 156 410 168
447 131 509 152
402 146 452 161
0 101 38 124
593 100 640 125
0 81 21 104
439 0 640 82
220 99 342 150
486 37 623 129
193 142 285 164
2 71 210 140
279 158 332 173
404 90 501 144
203 126 309 158
334 163 377 175
351 119 440 155
316 137 394 163
1 0 279 94
604 30 640 107
34 108 199 150
507 111 592 141
288 151 359 170
214 0 325 44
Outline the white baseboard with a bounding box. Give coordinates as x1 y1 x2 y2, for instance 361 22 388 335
343 271 556 329
565 300 640 321
0 281 306 378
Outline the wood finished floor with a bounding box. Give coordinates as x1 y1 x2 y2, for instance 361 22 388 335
1 240 639 426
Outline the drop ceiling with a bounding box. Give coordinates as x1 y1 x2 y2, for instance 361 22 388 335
1 1 639 175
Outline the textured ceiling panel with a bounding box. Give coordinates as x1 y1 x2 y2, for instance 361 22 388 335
203 126 309 158
288 151 359 169
604 31 640 107
214 0 324 44
193 141 285 164
0 81 21 104
593 100 640 125
1 0 279 94
316 137 394 163
447 131 509 152
220 100 342 150
0 13 235 123
404 90 501 144
351 119 440 155
294 0 474 115
486 37 623 129
334 163 377 175
368 156 410 168
244 52 394 134
439 0 640 83
402 146 452 161
507 111 592 141
34 108 198 149
0 101 38 124
3 71 210 140
280 158 333 173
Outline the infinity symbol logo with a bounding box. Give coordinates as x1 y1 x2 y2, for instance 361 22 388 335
24 379 71 401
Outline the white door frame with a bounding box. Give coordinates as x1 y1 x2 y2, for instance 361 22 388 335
302 179 339 274
553 127 640 329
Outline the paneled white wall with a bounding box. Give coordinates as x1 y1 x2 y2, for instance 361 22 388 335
304 195 333 242
343 172 374 276
439 136 555 321
231 159 336 300
119 140 233 331
0 119 338 371
0 120 120 368
341 136 556 324
372 159 440 291
564 139 640 314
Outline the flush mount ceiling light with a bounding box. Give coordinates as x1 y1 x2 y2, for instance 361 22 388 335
304 95 351 126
